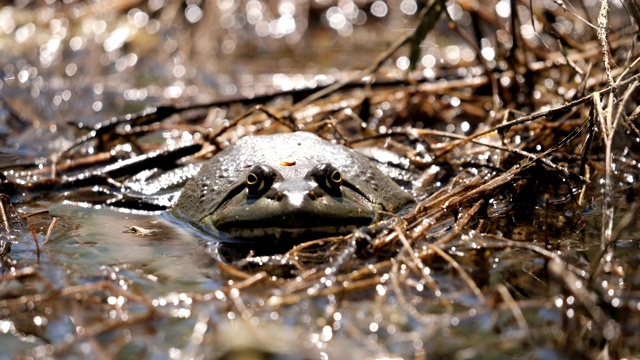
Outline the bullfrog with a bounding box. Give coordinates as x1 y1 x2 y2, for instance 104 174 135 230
171 131 414 241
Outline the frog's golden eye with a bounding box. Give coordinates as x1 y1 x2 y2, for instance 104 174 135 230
246 164 276 196
308 163 342 195
327 168 342 189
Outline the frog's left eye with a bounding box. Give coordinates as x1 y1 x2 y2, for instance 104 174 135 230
246 164 276 196
308 163 342 194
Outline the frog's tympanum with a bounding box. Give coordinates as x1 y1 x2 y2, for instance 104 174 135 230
171 132 414 241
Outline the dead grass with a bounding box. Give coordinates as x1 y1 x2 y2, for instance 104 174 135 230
2 0 640 358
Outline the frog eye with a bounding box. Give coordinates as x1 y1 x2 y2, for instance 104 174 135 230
246 164 276 195
309 163 342 194
327 168 342 189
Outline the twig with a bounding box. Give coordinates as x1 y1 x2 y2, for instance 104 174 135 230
43 217 58 245
428 244 486 304
588 199 640 280
468 74 640 141
289 33 413 113
389 261 451 328
395 225 443 296
597 0 614 87
495 283 529 335
0 195 11 234
548 258 613 333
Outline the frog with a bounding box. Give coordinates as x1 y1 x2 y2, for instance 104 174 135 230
171 131 415 242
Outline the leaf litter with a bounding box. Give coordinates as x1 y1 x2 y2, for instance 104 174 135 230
1 1 640 358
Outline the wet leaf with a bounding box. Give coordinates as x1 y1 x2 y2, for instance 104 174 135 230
408 0 447 72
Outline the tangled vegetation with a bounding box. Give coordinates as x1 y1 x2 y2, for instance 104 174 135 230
1 0 640 358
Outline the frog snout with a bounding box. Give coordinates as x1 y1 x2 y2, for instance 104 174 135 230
272 181 325 206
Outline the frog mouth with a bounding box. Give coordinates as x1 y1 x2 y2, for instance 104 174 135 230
225 225 359 239
205 182 378 241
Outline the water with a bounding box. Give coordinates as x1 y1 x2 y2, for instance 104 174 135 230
3 0 640 358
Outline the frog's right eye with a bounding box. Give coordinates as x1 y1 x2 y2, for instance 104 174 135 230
246 164 276 196
307 163 343 196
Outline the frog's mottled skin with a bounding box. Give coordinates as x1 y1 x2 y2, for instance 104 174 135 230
171 132 414 240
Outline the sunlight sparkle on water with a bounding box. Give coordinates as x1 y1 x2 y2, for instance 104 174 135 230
481 46 495 61
555 297 563 307
520 24 537 40
369 322 379 332
495 0 511 17
611 298 620 307
33 316 47 326
164 84 184 99
321 325 333 341
185 4 203 23
171 308 191 318
566 296 575 305
371 1 388 17
448 3 464 21
271 14 296 38
15 23 35 43
0 7 16 34
128 8 149 28
396 56 410 71
0 320 15 334
400 0 418 15
445 46 461 65
104 27 130 52
421 54 437 68
168 347 182 360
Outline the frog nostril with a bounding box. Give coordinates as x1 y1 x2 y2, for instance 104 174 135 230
275 192 285 201
308 190 317 200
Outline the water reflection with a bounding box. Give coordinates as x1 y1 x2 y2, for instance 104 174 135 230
47 205 221 290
